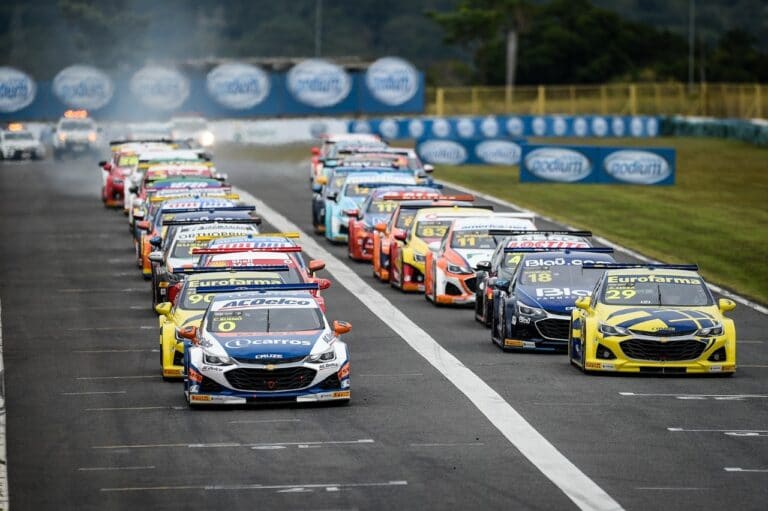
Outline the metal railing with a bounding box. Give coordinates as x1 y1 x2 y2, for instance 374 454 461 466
426 83 767 119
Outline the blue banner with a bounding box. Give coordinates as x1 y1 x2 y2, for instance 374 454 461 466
0 58 425 121
416 138 526 166
350 115 660 139
520 144 675 185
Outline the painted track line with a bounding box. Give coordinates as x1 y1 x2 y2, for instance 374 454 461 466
436 179 768 315
238 188 623 511
0 299 8 510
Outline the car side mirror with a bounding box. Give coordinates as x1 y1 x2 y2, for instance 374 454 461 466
137 220 150 231
98 160 107 167
326 193 337 202
149 235 162 247
374 222 387 233
718 298 736 313
308 259 326 273
333 320 352 336
155 302 172 316
493 279 510 291
575 296 592 311
316 176 328 186
177 325 198 341
475 261 492 272
423 164 434 173
393 229 407 242
311 147 320 156
315 278 332 290
148 251 164 263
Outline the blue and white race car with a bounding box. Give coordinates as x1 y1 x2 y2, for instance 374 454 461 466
324 172 417 242
491 248 615 352
181 283 351 406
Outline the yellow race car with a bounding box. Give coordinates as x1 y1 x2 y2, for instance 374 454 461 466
388 206 492 292
569 263 737 375
155 270 287 379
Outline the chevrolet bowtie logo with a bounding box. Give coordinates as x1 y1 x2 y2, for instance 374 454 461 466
265 364 275 371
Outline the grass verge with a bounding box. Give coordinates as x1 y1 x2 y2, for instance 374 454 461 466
434 137 768 304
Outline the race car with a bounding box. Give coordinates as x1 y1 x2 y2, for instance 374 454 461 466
371 196 481 282
99 151 139 207
323 172 418 243
155 269 299 379
474 231 593 327
52 110 100 159
490 248 615 352
423 214 537 306
0 124 45 160
179 283 351 406
347 186 443 261
310 133 384 184
569 263 737 375
389 206 494 292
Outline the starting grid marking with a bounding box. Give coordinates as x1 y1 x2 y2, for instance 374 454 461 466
669 428 768 437
93 439 375 450
101 480 408 493
619 393 768 401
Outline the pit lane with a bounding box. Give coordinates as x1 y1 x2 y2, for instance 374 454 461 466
0 151 765 510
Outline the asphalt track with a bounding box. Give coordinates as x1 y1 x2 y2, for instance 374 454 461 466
0 151 766 510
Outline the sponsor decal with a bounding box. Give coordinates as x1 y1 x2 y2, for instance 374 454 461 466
506 240 590 249
431 118 450 137
220 298 312 307
418 140 467 165
287 59 352 108
603 150 671 184
524 257 601 267
408 119 425 138
534 287 591 298
0 67 36 113
585 361 602 369
224 338 313 348
352 120 371 133
53 65 114 109
332 391 351 399
646 117 659 137
475 140 522 165
506 117 524 137
130 66 190 110
379 118 399 138
253 353 284 359
456 118 475 138
504 339 524 347
591 117 608 137
630 117 644 137
523 147 592 182
190 394 212 401
480 116 499 137
206 63 270 109
338 362 350 379
365 57 419 106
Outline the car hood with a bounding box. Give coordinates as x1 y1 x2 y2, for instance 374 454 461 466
363 213 389 228
517 286 591 315
454 248 494 270
209 330 327 359
604 306 719 336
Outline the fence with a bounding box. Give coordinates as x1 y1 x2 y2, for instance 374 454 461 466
427 83 767 119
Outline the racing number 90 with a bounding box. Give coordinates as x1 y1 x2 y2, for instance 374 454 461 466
188 293 214 304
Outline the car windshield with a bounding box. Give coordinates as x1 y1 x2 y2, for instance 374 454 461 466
170 238 209 258
208 307 323 333
344 183 374 198
60 121 93 130
601 274 713 306
450 231 498 250
519 260 605 289
367 199 397 214
118 155 139 166
395 209 417 229
5 132 34 140
414 219 452 241
181 274 285 309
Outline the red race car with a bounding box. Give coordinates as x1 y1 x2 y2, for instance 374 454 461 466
99 151 139 207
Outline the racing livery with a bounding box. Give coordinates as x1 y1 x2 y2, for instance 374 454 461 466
491 248 615 352
181 284 351 406
569 264 737 375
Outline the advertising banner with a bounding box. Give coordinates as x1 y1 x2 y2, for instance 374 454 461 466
416 138 526 166
520 144 675 185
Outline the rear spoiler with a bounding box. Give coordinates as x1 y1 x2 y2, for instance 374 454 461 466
150 193 238 203
582 263 699 271
192 246 301 255
162 218 262 226
490 229 592 237
195 283 319 293
172 264 290 274
399 203 492 211
161 206 254 214
504 247 614 254
381 192 470 201
195 232 299 242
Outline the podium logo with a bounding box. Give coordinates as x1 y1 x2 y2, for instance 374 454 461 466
524 148 592 182
206 63 270 109
418 140 467 165
365 57 419 106
604 150 671 184
53 65 113 110
0 67 36 113
287 59 351 108
130 66 189 110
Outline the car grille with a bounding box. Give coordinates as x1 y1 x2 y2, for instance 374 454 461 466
231 355 306 365
318 373 341 390
620 339 706 361
225 367 316 391
200 376 224 393
464 277 477 293
535 318 570 341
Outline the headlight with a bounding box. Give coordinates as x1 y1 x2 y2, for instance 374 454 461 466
598 322 630 337
309 348 336 362
517 301 546 317
88 131 97 142
447 263 473 275
412 252 426 263
58 132 67 141
697 323 723 337
203 352 233 366
199 131 215 147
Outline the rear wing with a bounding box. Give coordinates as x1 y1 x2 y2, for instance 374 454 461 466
150 193 238 203
192 246 302 255
195 283 320 294
195 232 299 242
399 203 492 211
172 264 289 275
109 138 175 146
381 192 471 201
162 218 262 226
160 206 254 214
582 263 699 271
504 247 614 254
490 229 592 237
